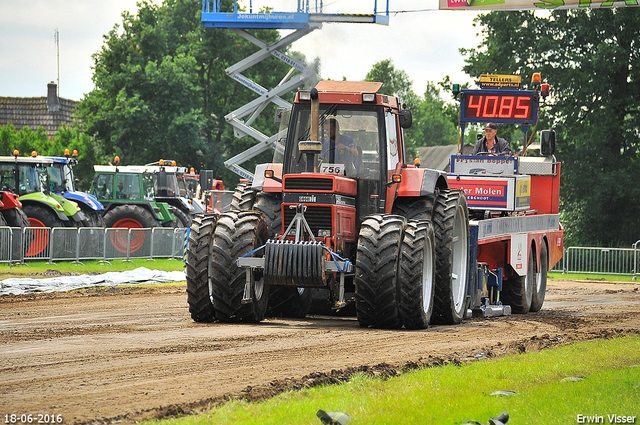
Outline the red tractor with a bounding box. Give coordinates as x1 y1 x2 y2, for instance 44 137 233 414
186 80 471 328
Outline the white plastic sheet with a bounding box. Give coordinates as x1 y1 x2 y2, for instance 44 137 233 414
0 267 186 296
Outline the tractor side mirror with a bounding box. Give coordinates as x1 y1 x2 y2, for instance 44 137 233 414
399 110 412 129
540 130 556 156
274 107 286 124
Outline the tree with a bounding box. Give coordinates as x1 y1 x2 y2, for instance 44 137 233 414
411 82 459 148
461 9 640 247
77 0 303 188
364 60 458 153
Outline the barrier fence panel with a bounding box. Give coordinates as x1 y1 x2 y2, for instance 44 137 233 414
49 228 81 263
78 228 106 262
149 227 178 259
24 227 52 262
1 226 189 265
559 246 638 275
0 227 14 264
104 228 151 261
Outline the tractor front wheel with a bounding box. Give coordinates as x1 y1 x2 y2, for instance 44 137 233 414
210 211 269 323
21 204 67 257
186 213 219 322
354 214 405 329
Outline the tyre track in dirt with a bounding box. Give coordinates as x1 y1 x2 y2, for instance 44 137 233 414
1 280 639 424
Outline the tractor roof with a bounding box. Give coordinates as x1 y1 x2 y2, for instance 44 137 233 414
0 156 53 164
315 80 383 94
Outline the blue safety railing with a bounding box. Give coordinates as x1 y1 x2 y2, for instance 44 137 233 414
202 0 390 28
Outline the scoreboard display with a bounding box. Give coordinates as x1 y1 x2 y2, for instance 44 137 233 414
460 89 538 124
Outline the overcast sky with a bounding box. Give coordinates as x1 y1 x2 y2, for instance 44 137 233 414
0 0 483 102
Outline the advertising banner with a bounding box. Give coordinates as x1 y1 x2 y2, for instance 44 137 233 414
440 0 639 11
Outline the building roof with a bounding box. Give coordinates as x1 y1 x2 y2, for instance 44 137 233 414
416 144 474 172
0 82 78 138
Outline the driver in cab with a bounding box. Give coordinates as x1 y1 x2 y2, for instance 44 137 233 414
472 122 513 156
321 118 360 173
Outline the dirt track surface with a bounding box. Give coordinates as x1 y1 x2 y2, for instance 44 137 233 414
1 279 639 424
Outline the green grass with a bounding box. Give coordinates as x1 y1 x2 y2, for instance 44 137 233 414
549 271 637 283
0 258 185 278
144 336 640 425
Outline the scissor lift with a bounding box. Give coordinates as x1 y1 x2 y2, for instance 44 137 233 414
201 0 390 180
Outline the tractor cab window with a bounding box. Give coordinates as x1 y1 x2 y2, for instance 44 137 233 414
116 173 143 201
0 165 14 192
153 172 179 197
141 173 155 201
48 164 65 192
93 173 114 200
285 106 380 179
385 111 400 178
14 164 41 195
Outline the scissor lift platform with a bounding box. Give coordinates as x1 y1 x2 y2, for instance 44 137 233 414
201 0 390 179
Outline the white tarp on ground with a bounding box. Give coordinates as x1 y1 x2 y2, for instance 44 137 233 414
0 267 186 296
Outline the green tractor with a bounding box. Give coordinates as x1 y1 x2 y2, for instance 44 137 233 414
91 158 180 253
0 152 88 256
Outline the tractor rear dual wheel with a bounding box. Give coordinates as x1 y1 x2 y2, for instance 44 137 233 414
186 213 219 322
210 211 269 323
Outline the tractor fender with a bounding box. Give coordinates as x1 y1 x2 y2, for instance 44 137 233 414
0 191 22 209
60 191 104 212
397 168 449 198
103 201 168 222
252 163 283 193
19 199 70 222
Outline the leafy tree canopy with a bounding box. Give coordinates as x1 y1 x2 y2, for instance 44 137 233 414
77 0 307 188
462 9 640 246
365 59 459 153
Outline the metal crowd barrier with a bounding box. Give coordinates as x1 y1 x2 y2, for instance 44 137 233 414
552 244 640 279
0 226 188 266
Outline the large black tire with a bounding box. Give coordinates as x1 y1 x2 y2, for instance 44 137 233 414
503 244 535 314
172 208 192 228
2 207 34 258
392 196 435 221
530 241 548 312
210 211 269 323
21 204 68 257
86 210 106 227
254 192 282 236
354 214 405 329
230 181 255 211
22 203 67 228
185 213 219 322
399 219 436 330
431 189 471 325
103 205 161 254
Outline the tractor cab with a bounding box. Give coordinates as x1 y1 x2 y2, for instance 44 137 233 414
271 81 412 232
